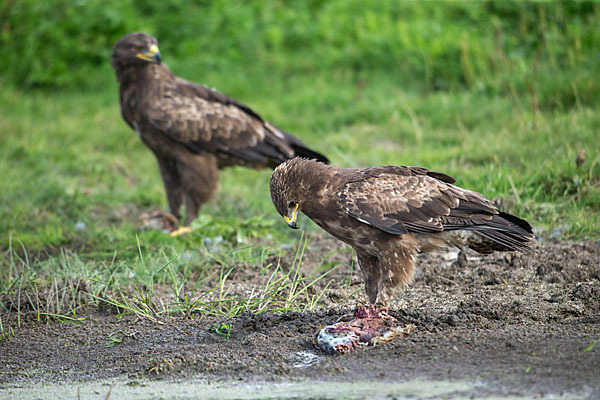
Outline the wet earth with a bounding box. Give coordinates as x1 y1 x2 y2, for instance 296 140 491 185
1 237 599 398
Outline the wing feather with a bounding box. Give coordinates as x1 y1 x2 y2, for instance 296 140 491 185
337 166 498 235
145 78 327 165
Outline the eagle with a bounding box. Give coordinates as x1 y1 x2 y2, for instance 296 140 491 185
270 157 534 306
111 33 328 234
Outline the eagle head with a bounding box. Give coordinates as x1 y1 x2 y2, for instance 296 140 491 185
270 159 301 229
270 157 329 229
112 32 162 71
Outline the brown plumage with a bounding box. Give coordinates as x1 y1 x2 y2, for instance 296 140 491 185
270 158 534 305
111 32 328 226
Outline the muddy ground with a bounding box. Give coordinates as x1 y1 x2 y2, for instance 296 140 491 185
1 237 599 398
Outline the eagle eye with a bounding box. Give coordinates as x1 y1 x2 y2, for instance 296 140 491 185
135 45 143 51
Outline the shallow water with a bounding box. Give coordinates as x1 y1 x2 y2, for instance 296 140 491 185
0 378 586 400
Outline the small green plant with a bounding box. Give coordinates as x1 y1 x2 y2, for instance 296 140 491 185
0 326 16 342
210 323 232 339
583 340 597 353
105 329 136 347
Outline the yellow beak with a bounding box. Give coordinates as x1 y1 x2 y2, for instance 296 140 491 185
284 204 299 229
136 44 161 64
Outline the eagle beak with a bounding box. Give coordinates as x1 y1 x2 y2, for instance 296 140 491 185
284 204 300 229
137 44 161 64
287 220 298 229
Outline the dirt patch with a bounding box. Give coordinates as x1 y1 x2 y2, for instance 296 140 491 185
1 238 599 398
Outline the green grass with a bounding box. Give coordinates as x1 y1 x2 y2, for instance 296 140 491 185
1 69 597 326
0 232 339 330
1 2 599 329
1 71 597 250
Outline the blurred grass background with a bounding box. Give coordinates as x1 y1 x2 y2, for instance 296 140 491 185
1 0 599 270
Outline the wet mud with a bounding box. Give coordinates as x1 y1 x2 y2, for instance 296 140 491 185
1 238 599 398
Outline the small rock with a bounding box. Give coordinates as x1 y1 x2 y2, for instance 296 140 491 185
545 294 562 303
536 265 546 276
547 273 563 284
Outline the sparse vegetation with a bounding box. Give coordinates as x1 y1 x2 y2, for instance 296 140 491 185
1 232 342 328
1 1 599 333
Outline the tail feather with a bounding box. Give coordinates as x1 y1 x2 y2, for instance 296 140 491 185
497 211 533 236
475 230 534 253
470 211 534 253
265 122 329 165
291 145 329 164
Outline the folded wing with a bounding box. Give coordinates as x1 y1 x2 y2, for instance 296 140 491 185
146 78 328 166
336 166 533 251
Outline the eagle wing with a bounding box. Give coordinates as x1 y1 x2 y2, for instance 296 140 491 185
336 166 500 235
145 78 322 165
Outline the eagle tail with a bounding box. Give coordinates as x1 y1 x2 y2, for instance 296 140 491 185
264 123 329 165
469 211 534 253
291 144 329 164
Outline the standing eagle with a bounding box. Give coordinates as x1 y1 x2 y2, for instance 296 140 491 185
270 158 534 306
111 33 328 234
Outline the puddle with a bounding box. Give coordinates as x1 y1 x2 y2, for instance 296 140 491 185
0 378 588 400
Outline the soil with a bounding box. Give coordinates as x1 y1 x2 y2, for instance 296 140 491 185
1 237 599 398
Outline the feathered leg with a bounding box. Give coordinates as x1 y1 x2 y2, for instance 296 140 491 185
377 235 419 305
316 250 415 354
156 157 183 222
180 153 219 226
378 254 416 304
357 253 382 305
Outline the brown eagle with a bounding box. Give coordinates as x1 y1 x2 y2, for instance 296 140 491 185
270 158 534 305
111 33 328 233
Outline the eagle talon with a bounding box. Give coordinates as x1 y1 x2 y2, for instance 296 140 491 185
169 226 192 236
315 304 414 354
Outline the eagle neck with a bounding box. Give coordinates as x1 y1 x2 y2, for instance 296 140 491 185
115 64 165 91
295 160 337 218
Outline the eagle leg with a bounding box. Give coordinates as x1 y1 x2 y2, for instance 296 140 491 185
355 244 418 307
157 158 183 222
455 246 468 268
315 249 418 354
183 195 201 226
376 238 419 305
356 253 382 305
180 154 219 226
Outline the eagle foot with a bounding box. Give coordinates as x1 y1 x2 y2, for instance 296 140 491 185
169 226 192 237
139 210 179 234
314 304 415 354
